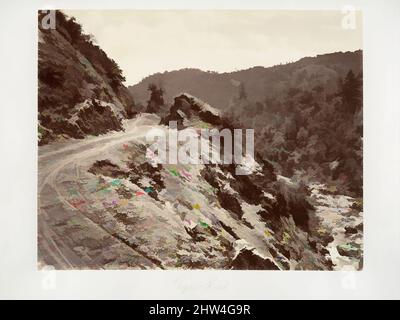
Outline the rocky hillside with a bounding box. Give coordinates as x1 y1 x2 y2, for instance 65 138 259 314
76 94 362 270
130 51 363 199
38 11 136 145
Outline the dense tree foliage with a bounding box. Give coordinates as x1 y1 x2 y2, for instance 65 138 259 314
225 69 363 197
146 84 165 113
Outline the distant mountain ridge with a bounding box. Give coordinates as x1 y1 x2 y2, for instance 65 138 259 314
128 50 362 110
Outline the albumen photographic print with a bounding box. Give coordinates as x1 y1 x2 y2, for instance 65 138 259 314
38 9 363 271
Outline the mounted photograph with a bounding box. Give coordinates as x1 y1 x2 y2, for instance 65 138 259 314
38 9 363 270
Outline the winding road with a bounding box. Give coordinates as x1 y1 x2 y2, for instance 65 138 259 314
38 114 160 269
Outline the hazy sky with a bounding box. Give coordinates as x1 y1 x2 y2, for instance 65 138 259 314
65 10 362 85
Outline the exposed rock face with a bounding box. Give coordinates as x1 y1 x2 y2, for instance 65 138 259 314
40 99 125 142
78 96 359 270
38 11 135 145
130 52 363 199
38 102 363 270
37 13 363 271
85 139 332 269
161 93 313 233
231 248 280 270
337 243 362 259
160 93 222 128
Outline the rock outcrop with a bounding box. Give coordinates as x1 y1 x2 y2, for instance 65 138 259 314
82 96 352 270
160 93 222 128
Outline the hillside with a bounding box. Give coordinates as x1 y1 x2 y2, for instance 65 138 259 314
128 51 362 110
39 95 363 270
129 51 363 198
38 11 136 145
38 12 363 270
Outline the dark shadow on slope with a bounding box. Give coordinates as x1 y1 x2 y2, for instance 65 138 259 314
231 249 280 270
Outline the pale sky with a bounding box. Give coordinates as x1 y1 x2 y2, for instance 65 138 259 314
64 10 362 85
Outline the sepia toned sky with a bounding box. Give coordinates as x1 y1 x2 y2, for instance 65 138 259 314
64 10 362 85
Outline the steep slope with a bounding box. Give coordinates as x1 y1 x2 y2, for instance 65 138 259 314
227 68 363 198
38 11 136 145
68 94 361 270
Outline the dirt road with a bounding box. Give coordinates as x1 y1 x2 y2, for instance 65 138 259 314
38 115 160 269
